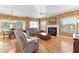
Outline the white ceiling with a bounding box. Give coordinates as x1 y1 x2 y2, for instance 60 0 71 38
0 5 79 18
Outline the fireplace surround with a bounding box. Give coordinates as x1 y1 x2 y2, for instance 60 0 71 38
48 27 57 36
47 25 59 36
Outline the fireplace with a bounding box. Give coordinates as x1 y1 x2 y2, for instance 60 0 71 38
48 27 57 36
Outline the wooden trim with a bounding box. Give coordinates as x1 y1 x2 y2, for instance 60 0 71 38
0 13 30 21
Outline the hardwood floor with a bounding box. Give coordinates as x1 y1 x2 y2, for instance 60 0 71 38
0 35 74 53
0 36 16 52
36 36 60 53
36 36 73 53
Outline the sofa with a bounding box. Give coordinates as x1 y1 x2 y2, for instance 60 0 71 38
27 28 41 36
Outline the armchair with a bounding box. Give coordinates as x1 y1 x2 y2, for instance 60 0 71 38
14 29 39 53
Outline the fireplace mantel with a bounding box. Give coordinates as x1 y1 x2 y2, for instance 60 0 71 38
47 25 58 27
47 25 59 36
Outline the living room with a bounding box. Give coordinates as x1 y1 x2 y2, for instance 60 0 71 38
0 5 79 53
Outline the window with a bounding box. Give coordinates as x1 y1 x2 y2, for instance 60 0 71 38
40 21 47 31
30 21 39 29
60 16 76 33
1 22 10 31
12 21 24 29
0 19 25 32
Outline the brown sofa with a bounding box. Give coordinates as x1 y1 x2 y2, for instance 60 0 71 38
27 28 41 36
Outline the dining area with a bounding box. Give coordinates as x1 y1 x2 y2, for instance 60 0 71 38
2 28 15 39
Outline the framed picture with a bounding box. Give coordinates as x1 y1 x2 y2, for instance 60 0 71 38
49 17 57 25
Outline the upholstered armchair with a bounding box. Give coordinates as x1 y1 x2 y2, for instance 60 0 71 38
14 29 39 53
